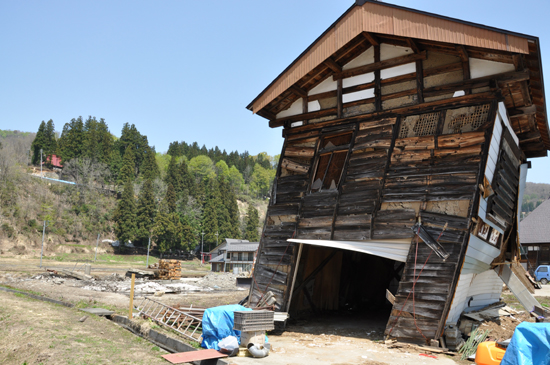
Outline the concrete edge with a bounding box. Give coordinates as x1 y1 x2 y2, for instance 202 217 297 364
110 315 230 365
0 285 74 308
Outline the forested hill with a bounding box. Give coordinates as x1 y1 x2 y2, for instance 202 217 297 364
522 182 550 218
1 120 274 254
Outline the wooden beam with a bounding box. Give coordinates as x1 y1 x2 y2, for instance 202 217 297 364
337 78 343 118
302 97 308 114
258 109 277 121
456 45 469 63
290 85 308 98
407 38 421 54
275 91 496 130
324 57 342 73
416 59 424 103
375 45 382 111
333 51 427 80
361 31 379 46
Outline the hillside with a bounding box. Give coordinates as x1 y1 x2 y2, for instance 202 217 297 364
0 127 270 258
521 182 550 219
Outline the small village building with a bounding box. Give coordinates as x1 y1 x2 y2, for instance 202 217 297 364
520 199 550 270
209 239 259 273
246 0 548 345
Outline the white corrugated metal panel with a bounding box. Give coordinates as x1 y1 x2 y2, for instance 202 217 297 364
462 256 491 275
517 163 528 227
496 265 540 311
448 270 503 323
467 235 501 264
484 113 502 184
498 101 519 146
447 273 473 323
287 238 411 262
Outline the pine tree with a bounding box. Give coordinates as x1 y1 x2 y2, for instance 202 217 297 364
118 144 136 184
82 116 113 164
141 146 160 181
57 117 84 163
44 119 57 160
118 123 149 176
109 149 123 186
201 178 219 244
244 205 260 242
31 121 47 165
164 156 180 194
218 177 240 239
135 179 156 246
153 202 183 253
179 159 196 197
180 215 194 251
164 183 177 214
113 178 137 244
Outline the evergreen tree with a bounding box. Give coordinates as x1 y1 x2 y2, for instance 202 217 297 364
164 183 177 214
82 117 112 164
31 121 47 165
109 149 123 186
179 159 195 197
31 120 57 165
118 123 149 176
164 156 180 194
113 178 137 244
44 120 57 159
141 146 160 181
153 202 183 253
135 179 156 246
180 215 194 251
201 178 219 244
219 177 240 239
57 117 84 163
118 144 136 184
244 205 260 242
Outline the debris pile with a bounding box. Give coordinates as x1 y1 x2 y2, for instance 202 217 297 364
157 259 181 280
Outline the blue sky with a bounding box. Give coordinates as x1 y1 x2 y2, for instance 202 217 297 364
1 0 549 182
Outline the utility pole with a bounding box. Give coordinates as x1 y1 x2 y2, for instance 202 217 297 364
215 231 219 248
146 236 151 267
94 233 100 262
40 148 43 177
201 232 205 264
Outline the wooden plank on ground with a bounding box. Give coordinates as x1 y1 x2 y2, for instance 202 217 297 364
162 349 227 364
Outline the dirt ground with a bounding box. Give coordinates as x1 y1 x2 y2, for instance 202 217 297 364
0 289 168 365
2 254 549 365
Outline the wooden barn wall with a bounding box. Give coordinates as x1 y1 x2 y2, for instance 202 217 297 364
248 49 513 343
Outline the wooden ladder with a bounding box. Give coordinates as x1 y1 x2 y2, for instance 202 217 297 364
135 297 203 342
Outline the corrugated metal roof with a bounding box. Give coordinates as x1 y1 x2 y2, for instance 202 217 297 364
210 254 225 263
227 243 259 252
248 0 532 114
520 199 550 244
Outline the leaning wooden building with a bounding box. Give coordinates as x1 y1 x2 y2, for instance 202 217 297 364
247 0 548 344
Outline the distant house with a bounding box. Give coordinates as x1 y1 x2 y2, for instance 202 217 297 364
520 199 550 270
45 154 63 170
209 238 259 273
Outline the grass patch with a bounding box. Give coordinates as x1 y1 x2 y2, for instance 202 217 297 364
74 299 119 313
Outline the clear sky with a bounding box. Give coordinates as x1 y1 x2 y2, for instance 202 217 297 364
1 0 549 182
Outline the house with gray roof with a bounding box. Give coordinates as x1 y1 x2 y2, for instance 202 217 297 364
520 199 550 270
209 239 259 273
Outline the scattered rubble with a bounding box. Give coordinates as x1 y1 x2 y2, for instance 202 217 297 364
25 269 246 296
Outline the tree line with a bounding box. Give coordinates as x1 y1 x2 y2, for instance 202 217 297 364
30 117 271 252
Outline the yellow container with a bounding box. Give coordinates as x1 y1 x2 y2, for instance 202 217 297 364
475 341 506 365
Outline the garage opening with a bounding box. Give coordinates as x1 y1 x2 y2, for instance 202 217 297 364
286 240 408 327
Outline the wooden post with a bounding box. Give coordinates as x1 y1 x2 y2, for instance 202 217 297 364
129 273 136 319
94 233 100 262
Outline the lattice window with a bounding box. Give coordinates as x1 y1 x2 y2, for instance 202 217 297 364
447 104 491 134
399 112 439 138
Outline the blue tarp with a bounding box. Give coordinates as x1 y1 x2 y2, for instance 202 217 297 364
501 322 550 365
200 304 252 350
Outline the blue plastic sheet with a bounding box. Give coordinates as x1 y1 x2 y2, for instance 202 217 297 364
501 322 550 365
200 304 252 350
